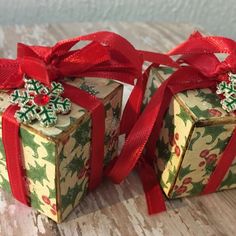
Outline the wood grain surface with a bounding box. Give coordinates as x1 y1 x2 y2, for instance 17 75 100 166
0 22 235 236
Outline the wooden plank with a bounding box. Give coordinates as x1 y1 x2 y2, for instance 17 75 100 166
0 22 235 236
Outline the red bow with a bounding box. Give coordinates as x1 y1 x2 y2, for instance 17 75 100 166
107 32 236 214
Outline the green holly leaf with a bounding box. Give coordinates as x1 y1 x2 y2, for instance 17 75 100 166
160 176 168 189
220 170 236 188
178 164 194 181
30 190 43 212
27 162 49 185
196 89 221 107
72 119 91 148
65 152 85 177
188 180 205 195
164 111 175 135
166 166 177 185
157 137 171 163
20 128 40 156
41 141 55 165
190 105 212 118
202 125 227 145
61 183 83 211
188 131 201 151
48 187 56 199
177 106 191 126
211 137 231 153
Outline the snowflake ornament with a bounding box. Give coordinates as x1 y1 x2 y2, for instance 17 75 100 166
10 78 72 127
216 72 236 112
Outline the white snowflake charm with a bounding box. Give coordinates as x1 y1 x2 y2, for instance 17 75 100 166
216 72 236 112
10 78 72 127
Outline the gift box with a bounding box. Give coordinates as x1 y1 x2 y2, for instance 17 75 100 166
142 66 236 199
0 76 123 222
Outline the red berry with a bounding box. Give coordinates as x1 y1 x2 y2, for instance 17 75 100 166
183 177 192 185
50 209 57 215
175 145 181 156
207 154 217 164
174 185 179 190
199 161 205 167
42 195 50 205
176 185 187 194
208 108 222 117
51 204 57 211
200 149 210 158
169 134 176 147
175 133 179 140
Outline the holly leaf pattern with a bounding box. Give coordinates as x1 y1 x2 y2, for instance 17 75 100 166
20 128 40 154
65 152 85 177
178 164 194 181
177 106 191 126
166 166 177 185
188 180 205 195
190 105 212 118
164 111 175 135
27 162 49 185
202 125 227 145
72 119 91 148
211 137 231 153
220 170 236 188
188 131 201 151
61 183 83 211
30 190 43 212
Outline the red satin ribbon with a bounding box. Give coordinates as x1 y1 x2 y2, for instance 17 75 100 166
2 105 29 205
62 83 105 190
107 32 236 214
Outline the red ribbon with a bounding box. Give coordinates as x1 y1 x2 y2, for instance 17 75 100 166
107 32 236 214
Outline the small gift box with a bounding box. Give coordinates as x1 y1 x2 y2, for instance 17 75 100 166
0 77 123 222
143 66 236 198
107 32 236 215
0 31 149 222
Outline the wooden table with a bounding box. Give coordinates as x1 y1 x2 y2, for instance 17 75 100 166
0 22 235 236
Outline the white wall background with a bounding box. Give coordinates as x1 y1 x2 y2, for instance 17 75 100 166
0 0 235 38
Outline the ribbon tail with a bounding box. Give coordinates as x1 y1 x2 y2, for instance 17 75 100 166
120 73 148 135
137 159 166 214
2 105 29 205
